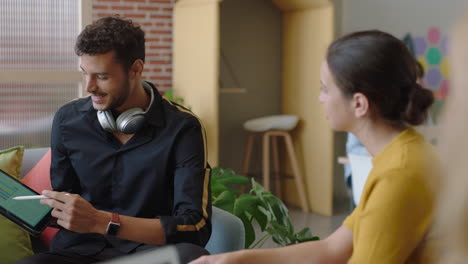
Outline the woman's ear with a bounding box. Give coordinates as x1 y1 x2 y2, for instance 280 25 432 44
129 59 144 79
352 92 370 118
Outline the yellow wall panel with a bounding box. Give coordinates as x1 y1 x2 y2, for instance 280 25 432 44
280 4 334 215
173 0 221 166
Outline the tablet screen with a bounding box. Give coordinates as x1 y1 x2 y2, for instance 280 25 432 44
0 169 52 231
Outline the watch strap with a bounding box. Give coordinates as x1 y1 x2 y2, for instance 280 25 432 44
111 212 120 224
106 212 121 236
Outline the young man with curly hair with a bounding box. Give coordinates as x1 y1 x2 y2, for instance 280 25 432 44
18 16 211 264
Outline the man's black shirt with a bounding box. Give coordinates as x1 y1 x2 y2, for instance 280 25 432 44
49 82 211 254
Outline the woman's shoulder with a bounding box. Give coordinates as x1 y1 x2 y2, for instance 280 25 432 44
375 129 439 173
369 137 440 198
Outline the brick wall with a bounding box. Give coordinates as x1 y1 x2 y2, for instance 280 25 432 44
92 0 174 91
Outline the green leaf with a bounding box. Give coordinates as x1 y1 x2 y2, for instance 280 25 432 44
233 194 263 247
213 190 235 213
238 214 256 248
233 194 260 216
273 222 295 239
263 194 292 229
216 175 249 185
211 182 229 197
257 205 273 222
251 178 266 194
249 205 268 231
266 225 290 246
293 227 319 243
271 222 295 246
297 236 320 243
211 167 248 186
295 227 312 239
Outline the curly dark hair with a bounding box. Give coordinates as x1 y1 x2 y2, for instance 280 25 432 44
75 16 145 71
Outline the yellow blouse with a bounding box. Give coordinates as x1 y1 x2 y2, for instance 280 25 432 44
344 127 440 264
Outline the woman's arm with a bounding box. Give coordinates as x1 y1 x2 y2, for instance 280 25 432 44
189 225 353 264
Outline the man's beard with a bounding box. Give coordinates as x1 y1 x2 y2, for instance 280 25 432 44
107 79 131 112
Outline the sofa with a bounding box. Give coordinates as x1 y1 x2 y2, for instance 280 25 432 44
21 148 245 255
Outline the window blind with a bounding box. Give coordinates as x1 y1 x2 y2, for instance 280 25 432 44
0 0 83 149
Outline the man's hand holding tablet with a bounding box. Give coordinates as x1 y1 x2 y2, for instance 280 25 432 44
0 169 53 235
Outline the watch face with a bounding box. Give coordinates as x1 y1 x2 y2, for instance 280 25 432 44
107 222 120 236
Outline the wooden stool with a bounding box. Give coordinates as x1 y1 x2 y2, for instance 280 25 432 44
242 115 308 212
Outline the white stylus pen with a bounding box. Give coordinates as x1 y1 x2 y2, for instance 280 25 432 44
12 195 47 200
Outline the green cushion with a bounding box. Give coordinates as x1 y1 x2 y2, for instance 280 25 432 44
0 146 24 178
0 146 33 263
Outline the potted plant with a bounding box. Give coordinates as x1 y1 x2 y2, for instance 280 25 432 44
211 167 319 248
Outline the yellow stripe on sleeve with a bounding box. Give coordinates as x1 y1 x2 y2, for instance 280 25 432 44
163 98 210 231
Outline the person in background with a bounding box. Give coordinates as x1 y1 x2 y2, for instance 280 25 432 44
190 29 440 264
436 12 468 264
343 132 368 208
18 16 211 264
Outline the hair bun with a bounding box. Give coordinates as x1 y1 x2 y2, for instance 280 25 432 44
404 84 435 125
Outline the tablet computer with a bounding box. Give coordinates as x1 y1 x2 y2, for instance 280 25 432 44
0 168 53 236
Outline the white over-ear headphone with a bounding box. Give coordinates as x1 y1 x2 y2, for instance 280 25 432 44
97 82 154 134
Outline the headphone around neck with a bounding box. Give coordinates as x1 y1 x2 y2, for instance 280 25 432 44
97 82 154 134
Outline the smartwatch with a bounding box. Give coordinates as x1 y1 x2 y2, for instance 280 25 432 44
106 213 120 236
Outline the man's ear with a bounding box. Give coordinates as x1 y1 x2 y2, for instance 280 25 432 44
129 59 144 79
352 92 370 118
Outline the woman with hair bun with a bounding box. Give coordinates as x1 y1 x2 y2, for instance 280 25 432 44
191 30 440 264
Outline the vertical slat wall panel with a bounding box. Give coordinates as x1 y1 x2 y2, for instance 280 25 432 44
0 0 81 149
1 0 78 70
